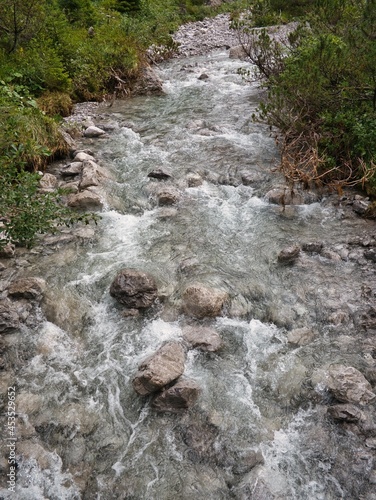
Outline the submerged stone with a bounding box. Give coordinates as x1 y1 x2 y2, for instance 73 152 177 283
152 378 200 412
182 325 223 352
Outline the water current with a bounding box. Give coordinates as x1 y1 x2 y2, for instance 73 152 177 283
2 50 376 499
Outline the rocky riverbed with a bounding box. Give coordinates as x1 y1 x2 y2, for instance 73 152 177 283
1 12 376 500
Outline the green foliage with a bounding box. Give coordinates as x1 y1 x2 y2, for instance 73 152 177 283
235 0 376 192
0 164 98 248
0 81 68 170
0 0 47 54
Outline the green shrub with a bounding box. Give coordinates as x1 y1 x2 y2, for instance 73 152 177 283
0 163 98 249
235 0 376 192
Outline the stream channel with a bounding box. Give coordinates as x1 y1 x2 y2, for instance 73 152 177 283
2 49 376 499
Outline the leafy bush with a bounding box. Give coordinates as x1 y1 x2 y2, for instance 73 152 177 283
234 0 376 193
0 164 98 249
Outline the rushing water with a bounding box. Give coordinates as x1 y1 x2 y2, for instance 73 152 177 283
2 50 376 499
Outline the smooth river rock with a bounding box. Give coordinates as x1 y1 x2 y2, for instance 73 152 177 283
182 283 228 319
110 268 158 309
83 126 106 138
132 341 185 395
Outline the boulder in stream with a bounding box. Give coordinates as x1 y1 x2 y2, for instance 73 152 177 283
79 160 99 190
68 190 103 209
182 283 228 319
327 404 364 423
287 327 317 347
0 301 20 333
83 126 106 138
152 378 200 412
326 365 375 405
132 341 185 395
8 277 46 301
110 268 158 309
277 245 300 264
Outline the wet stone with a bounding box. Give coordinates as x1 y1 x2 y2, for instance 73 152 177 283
364 249 376 262
327 404 364 422
8 277 46 301
152 378 200 412
287 327 317 346
110 268 158 309
83 125 106 138
132 341 185 395
302 241 324 254
156 186 180 205
182 283 228 319
0 301 20 333
326 365 375 405
182 325 223 352
277 245 300 264
147 168 173 180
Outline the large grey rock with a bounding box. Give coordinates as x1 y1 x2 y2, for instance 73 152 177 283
83 126 106 138
110 268 158 309
68 190 103 209
327 365 375 405
60 129 77 152
182 325 223 352
79 160 99 190
8 277 46 301
152 378 200 412
61 162 83 178
132 341 185 395
182 284 228 319
0 301 20 333
73 152 96 162
132 66 163 95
